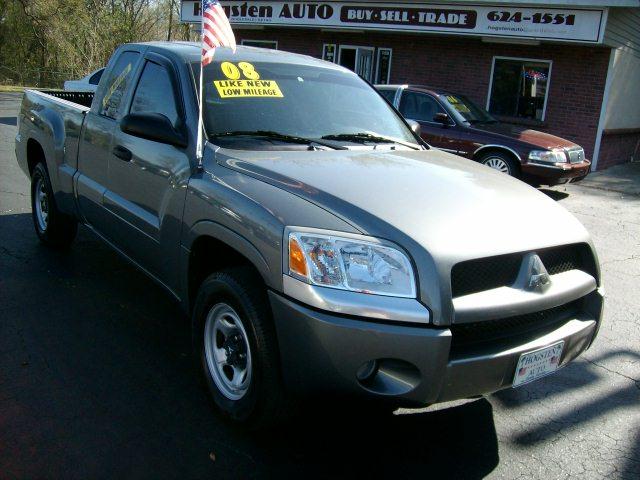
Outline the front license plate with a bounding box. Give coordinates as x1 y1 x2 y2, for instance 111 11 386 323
512 341 564 387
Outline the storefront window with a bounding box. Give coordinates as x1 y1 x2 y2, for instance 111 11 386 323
488 57 551 121
240 40 278 50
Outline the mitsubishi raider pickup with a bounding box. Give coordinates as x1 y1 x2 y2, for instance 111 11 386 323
15 42 604 426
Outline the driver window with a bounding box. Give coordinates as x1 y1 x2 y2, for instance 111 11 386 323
130 61 179 126
399 91 445 123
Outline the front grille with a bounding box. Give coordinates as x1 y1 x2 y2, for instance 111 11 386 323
450 243 596 298
451 254 521 298
450 300 581 355
568 148 585 164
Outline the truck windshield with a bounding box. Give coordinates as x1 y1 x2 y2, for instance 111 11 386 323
440 94 497 125
193 60 418 150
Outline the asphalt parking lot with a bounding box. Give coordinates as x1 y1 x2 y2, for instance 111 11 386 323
1 91 638 479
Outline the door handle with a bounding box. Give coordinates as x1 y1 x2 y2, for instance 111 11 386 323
112 145 132 162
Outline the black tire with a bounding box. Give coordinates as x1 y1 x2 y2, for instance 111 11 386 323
192 267 289 428
478 151 519 178
31 162 78 248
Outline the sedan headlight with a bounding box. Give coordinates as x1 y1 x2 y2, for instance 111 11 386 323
528 149 567 165
287 230 416 298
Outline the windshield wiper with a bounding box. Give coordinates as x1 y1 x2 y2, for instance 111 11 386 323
321 132 420 150
211 130 345 150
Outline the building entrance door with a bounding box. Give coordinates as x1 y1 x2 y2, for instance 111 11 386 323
338 46 375 82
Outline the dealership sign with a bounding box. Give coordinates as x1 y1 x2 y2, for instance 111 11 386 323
181 1 607 43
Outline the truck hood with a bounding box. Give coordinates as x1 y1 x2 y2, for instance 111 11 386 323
471 122 580 150
216 147 589 264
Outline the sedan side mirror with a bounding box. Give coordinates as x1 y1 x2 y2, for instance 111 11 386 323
406 119 421 136
433 112 453 126
120 113 188 148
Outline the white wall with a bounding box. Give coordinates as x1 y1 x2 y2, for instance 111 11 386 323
604 47 640 129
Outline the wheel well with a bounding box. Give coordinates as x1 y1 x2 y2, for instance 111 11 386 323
188 236 265 312
474 147 521 173
26 139 46 175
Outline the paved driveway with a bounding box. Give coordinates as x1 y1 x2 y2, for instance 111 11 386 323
1 92 638 479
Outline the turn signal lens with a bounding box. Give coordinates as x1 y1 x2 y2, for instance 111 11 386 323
289 237 308 277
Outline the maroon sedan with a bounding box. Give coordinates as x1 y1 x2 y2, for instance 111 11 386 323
376 85 591 186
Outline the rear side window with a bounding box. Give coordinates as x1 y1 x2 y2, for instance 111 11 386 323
130 61 179 126
89 68 104 85
399 91 446 123
99 52 140 119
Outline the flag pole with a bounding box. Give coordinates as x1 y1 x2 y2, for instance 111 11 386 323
196 59 205 172
196 6 205 173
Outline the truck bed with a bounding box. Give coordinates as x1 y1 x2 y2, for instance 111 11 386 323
16 89 93 216
37 90 94 109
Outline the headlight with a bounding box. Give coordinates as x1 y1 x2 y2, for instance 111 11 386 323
528 149 567 164
287 230 416 298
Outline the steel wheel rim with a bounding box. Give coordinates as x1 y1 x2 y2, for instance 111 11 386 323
35 177 49 231
484 157 510 174
204 303 252 401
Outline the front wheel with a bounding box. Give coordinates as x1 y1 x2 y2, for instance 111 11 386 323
478 151 519 177
31 162 77 248
192 268 289 428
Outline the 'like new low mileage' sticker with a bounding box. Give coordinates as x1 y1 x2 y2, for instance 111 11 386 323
214 79 284 98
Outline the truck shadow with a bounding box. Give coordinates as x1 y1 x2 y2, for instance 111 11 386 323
0 213 499 479
251 399 499 478
492 349 639 476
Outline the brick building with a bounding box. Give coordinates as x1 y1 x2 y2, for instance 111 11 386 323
182 1 640 170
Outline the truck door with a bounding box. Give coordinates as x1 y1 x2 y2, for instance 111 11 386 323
104 53 191 287
76 50 141 232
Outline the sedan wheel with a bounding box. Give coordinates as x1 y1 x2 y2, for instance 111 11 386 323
483 156 510 173
478 151 518 177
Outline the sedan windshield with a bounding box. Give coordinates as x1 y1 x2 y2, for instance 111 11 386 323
440 94 497 125
194 60 418 150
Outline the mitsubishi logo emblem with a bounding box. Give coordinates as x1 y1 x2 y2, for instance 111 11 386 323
517 253 551 293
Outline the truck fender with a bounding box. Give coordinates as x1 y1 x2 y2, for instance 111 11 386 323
30 108 65 180
180 220 275 312
25 105 79 216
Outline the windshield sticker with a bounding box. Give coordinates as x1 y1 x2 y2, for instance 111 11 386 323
452 104 471 113
446 95 470 113
214 79 284 98
214 62 283 98
221 61 261 80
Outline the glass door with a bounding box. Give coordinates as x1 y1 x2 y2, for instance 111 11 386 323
357 48 374 82
338 46 375 82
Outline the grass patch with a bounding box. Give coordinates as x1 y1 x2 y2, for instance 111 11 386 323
0 85 29 92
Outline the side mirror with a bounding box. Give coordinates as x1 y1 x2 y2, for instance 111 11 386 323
433 112 452 126
120 113 187 148
406 119 421 136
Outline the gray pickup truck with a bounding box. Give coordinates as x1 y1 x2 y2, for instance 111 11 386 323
16 42 604 426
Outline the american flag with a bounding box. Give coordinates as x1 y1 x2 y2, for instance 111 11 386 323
201 0 236 65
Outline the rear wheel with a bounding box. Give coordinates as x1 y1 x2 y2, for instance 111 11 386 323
192 268 289 428
30 162 77 248
478 151 519 177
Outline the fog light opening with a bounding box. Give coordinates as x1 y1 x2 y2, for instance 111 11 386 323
356 358 421 396
356 360 379 382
